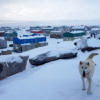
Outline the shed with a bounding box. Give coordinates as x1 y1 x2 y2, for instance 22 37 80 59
63 31 85 41
0 39 7 49
50 31 63 38
4 31 18 41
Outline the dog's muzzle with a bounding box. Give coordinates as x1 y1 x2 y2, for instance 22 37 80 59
83 71 85 77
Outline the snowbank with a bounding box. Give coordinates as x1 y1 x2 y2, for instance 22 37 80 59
0 36 100 100
88 38 100 47
29 51 77 65
0 55 23 63
75 38 100 49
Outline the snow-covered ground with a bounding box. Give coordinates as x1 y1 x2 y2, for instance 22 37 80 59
0 36 100 100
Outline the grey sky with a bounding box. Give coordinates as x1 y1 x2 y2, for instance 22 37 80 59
0 0 100 21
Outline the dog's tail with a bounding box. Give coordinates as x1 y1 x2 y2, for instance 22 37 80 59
87 53 98 60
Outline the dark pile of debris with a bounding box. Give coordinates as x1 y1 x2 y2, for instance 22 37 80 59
81 47 100 52
0 56 29 80
50 34 63 39
29 51 77 66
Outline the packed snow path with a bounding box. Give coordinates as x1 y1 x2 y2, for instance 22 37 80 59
0 38 100 100
0 50 100 100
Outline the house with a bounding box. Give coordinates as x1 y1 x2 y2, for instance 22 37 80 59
50 31 63 38
54 27 65 32
71 26 87 32
4 31 18 41
1 27 11 32
0 39 7 49
13 36 48 52
30 27 35 30
14 28 21 31
42 27 54 34
0 31 5 37
30 26 41 30
63 31 86 41
90 28 100 38
90 28 100 34
30 30 44 35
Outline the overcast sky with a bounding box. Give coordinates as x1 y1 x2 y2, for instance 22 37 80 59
0 0 100 21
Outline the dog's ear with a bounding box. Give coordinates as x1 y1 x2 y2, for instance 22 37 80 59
80 61 83 65
86 62 89 66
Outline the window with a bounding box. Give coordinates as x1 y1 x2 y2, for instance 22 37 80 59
35 39 37 43
31 40 33 43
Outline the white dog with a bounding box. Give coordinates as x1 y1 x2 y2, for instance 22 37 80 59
78 53 98 94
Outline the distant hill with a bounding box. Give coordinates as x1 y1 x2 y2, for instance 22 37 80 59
0 20 100 27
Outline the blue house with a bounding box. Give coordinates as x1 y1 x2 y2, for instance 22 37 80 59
13 36 46 44
13 36 48 52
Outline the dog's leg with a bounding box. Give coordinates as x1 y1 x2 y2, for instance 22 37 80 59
87 79 92 95
81 76 86 90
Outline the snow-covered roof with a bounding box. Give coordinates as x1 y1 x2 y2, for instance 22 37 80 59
25 28 30 30
72 26 85 29
18 35 45 39
0 31 5 33
42 27 54 30
21 41 47 45
6 32 12 34
51 31 62 33
31 30 41 32
70 31 85 34
6 30 14 33
0 39 6 42
0 55 23 63
91 28 100 31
